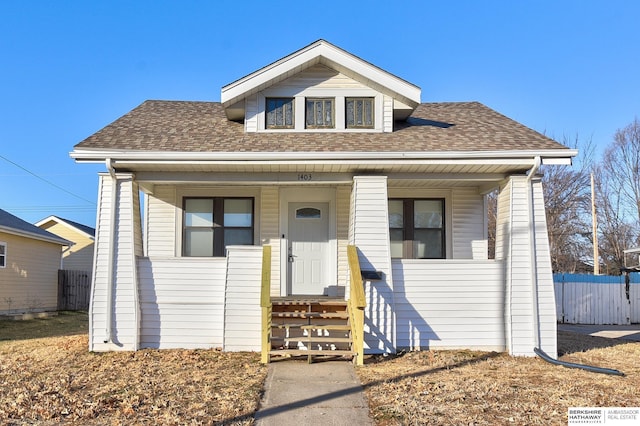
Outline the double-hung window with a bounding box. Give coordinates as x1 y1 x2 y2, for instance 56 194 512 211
0 242 6 268
266 98 294 129
346 97 374 128
389 199 445 259
183 198 254 257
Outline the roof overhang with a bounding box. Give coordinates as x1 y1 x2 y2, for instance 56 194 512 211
220 40 421 120
0 225 72 246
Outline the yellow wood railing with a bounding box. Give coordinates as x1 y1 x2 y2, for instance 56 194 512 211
260 245 272 364
347 245 366 366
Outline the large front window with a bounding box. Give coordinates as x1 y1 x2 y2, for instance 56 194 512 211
183 198 254 257
266 98 294 129
389 199 445 259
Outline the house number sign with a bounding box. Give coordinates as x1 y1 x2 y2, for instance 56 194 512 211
297 173 313 181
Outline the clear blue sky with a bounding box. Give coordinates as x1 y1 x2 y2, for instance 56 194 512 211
1 1 639 227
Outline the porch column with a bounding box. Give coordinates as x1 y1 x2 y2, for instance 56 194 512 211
349 176 395 353
89 173 143 351
495 175 557 358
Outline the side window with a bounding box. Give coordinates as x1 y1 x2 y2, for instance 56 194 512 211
0 242 6 268
389 199 445 259
346 97 374 129
183 198 254 257
266 98 294 129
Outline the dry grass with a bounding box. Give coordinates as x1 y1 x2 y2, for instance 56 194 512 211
2 313 639 425
356 332 640 425
0 313 267 425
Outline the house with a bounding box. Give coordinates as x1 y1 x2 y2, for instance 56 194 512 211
71 40 576 360
35 215 95 277
0 209 71 315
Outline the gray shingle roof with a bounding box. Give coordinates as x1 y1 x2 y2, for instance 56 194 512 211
0 209 71 245
74 101 567 153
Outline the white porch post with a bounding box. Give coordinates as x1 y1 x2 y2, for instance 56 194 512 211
89 173 143 351
495 175 557 358
349 176 395 353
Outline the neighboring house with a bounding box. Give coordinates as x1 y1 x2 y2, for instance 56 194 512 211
0 209 71 315
71 40 576 359
35 216 95 276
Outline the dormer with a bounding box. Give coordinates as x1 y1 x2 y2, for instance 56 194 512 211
221 40 421 133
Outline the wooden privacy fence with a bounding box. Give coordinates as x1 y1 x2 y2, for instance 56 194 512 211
554 273 640 325
58 270 91 311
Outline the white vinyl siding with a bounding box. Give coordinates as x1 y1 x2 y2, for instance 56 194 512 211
383 95 393 132
336 185 350 289
223 246 263 351
89 174 142 352
350 176 395 353
451 187 486 259
138 257 227 349
145 185 176 257
260 187 280 296
393 260 505 351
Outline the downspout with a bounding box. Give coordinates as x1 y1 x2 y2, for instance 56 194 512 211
104 158 117 344
526 156 542 350
60 244 73 269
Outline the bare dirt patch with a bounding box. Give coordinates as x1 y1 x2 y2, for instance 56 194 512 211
0 314 266 425
357 332 640 425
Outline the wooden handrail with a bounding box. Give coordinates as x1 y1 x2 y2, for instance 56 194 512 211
347 245 366 365
347 245 366 308
260 245 272 308
260 245 272 364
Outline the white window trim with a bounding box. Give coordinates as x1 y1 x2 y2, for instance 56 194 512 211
0 241 6 268
174 187 261 257
387 189 453 259
256 89 383 133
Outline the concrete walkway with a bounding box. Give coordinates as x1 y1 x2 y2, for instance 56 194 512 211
558 323 640 342
255 360 373 426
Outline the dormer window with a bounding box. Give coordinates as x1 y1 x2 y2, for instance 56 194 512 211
346 97 374 129
306 98 334 129
266 98 294 129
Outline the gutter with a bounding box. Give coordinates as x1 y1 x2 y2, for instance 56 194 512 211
104 158 117 344
70 149 578 163
526 156 542 350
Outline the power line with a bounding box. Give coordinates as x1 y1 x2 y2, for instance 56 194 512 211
0 155 96 205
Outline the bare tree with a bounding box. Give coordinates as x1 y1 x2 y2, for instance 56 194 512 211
595 119 640 273
542 135 594 272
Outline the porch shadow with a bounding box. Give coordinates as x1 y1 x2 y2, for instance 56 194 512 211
557 329 639 356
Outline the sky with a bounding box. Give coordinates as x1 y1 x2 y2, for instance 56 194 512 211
1 1 639 228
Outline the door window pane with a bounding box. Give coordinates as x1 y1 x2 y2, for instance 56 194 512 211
296 207 321 219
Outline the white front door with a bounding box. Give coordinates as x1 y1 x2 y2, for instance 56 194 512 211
288 202 329 295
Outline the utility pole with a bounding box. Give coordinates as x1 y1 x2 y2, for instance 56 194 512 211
591 173 600 275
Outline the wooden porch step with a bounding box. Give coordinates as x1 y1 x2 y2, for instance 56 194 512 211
271 298 347 306
269 349 354 357
272 312 348 319
271 323 351 331
272 336 352 344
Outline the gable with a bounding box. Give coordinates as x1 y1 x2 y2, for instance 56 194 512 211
221 40 420 123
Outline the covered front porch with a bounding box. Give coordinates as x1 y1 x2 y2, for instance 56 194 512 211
87 163 558 359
